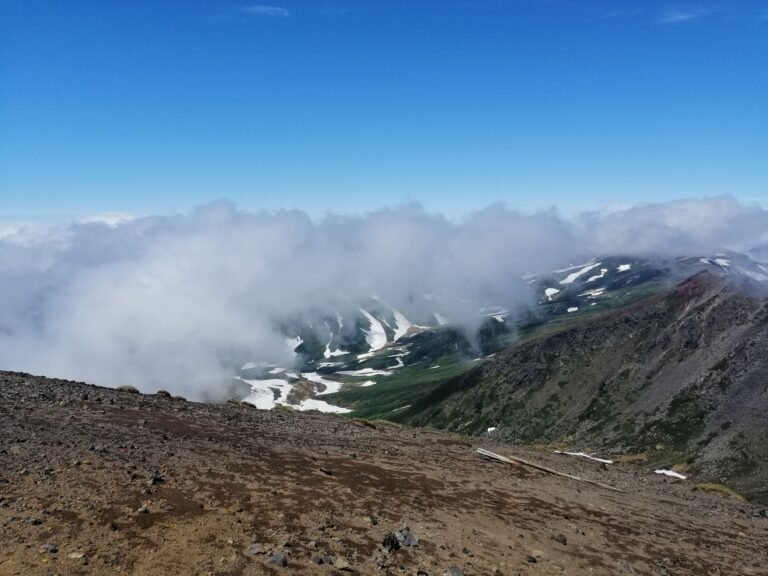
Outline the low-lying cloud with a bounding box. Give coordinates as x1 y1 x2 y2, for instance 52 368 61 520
1 196 766 398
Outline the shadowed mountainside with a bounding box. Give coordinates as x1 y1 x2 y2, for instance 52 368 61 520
398 273 768 503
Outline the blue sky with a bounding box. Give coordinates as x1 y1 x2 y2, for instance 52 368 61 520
1 0 766 220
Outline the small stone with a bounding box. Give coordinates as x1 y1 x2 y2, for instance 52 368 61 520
147 470 164 485
319 467 333 475
313 555 335 565
551 533 567 545
40 544 58 554
68 552 85 560
396 528 418 547
266 552 288 567
382 532 400 552
418 571 430 576
333 557 352 571
445 566 464 576
526 555 538 564
247 543 266 555
28 518 42 525
137 504 150 514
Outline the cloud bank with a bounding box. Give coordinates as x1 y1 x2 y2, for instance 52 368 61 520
0 196 766 398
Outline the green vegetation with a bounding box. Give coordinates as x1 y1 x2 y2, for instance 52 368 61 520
693 483 745 501
325 357 475 421
116 385 140 394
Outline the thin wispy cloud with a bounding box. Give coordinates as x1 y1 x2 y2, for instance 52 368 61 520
242 5 290 18
659 8 711 24
600 8 646 20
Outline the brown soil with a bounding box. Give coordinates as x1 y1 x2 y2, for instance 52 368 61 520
1 371 767 575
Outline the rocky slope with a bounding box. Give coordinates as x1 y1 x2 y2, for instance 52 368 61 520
2 371 768 575
398 272 768 503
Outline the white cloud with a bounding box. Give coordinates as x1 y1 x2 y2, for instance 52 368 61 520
242 5 290 17
0 197 766 399
79 212 135 228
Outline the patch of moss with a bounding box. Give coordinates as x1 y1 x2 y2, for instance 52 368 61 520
693 483 745 501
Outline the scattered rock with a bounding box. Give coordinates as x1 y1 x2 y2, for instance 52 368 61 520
68 552 85 560
319 467 333 475
266 552 288 567
147 470 164 485
551 532 567 545
445 566 464 576
526 554 538 563
40 543 58 554
247 543 266 555
382 532 401 552
313 554 335 565
28 517 42 525
137 504 150 514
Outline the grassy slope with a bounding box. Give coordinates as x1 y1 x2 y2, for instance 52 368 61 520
324 357 476 420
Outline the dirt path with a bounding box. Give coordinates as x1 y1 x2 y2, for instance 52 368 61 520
1 371 766 575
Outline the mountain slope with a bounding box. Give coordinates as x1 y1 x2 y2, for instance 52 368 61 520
2 372 767 575
397 272 768 502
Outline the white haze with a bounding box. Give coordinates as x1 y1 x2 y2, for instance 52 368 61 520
1 196 766 399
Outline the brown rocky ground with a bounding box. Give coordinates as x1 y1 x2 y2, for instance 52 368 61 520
1 371 767 576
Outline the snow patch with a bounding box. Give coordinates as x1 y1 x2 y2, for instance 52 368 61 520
617 264 632 272
559 262 602 285
392 310 412 341
567 307 579 313
434 313 449 325
654 469 687 480
544 287 560 301
578 288 606 298
587 268 608 282
359 308 388 352
337 368 393 377
302 372 343 395
487 427 497 433
240 378 293 410
323 332 348 358
297 398 351 414
360 380 377 387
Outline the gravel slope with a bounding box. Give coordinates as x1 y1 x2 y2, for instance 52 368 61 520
1 371 767 575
